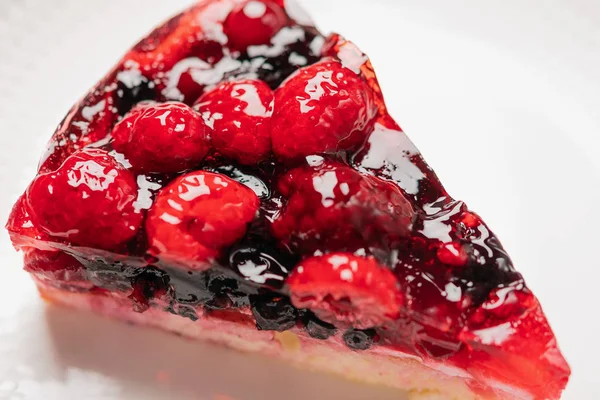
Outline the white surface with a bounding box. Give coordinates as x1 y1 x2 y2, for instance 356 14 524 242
0 0 599 399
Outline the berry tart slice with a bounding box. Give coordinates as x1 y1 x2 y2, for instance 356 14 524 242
6 1 570 399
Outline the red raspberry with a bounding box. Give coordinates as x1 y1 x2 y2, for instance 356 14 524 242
271 159 414 253
195 79 273 165
437 242 469 267
224 0 288 51
39 84 118 173
127 8 223 77
287 253 403 329
111 102 212 173
6 194 50 248
146 171 260 270
26 149 143 250
23 248 87 283
271 60 378 161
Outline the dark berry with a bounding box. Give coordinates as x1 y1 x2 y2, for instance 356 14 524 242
343 329 376 350
205 275 249 309
303 313 337 340
250 295 297 332
26 148 143 250
112 102 211 173
128 266 170 313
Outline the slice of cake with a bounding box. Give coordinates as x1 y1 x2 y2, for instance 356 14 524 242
6 1 570 398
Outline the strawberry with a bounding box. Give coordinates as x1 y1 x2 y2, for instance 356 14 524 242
26 149 142 250
271 159 414 253
195 79 273 165
111 101 212 173
286 253 403 329
146 171 260 270
271 60 377 161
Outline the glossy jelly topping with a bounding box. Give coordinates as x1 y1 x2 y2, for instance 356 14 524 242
6 1 569 398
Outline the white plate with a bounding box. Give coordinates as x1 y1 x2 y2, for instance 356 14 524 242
1 1 599 399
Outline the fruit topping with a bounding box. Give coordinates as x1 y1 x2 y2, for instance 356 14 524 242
436 242 469 267
224 0 288 52
195 79 273 164
23 248 86 283
4 2 570 397
272 159 414 254
205 275 250 309
286 253 403 329
126 9 213 77
343 328 377 350
302 312 338 340
128 266 171 313
271 60 378 161
26 148 142 250
39 81 118 173
111 101 212 173
250 294 297 331
146 171 260 270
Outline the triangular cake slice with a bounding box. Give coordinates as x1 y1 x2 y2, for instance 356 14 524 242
6 1 570 398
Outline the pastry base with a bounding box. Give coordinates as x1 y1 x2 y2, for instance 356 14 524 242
36 280 526 400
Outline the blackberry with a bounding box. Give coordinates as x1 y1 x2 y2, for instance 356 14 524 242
250 295 297 332
343 329 376 350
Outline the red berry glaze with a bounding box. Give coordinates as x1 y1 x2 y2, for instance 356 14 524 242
436 242 468 267
195 79 273 164
271 60 378 161
127 8 221 77
146 171 260 270
26 148 142 250
272 159 414 254
112 102 212 173
223 0 288 51
287 253 403 329
23 248 87 283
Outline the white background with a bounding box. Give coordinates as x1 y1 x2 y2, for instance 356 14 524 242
1 0 599 398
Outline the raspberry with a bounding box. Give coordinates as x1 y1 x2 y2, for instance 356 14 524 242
146 171 260 270
6 194 49 248
26 149 143 250
286 253 403 329
127 9 223 77
271 159 414 253
223 0 288 51
195 79 273 164
23 248 86 283
39 84 118 173
271 60 377 161
111 102 212 173
437 242 469 267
